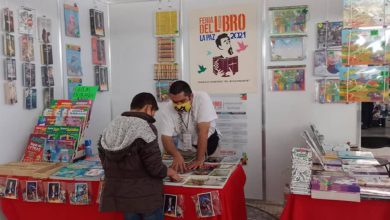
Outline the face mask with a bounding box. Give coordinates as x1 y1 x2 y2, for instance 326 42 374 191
174 101 191 112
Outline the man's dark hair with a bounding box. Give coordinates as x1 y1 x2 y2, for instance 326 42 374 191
215 33 230 48
130 92 158 111
169 80 192 96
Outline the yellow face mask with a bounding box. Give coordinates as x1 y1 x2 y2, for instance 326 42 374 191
174 101 191 112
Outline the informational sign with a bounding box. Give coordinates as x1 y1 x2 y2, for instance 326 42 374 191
71 86 98 101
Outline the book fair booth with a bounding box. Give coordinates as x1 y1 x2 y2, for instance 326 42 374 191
1 0 390 220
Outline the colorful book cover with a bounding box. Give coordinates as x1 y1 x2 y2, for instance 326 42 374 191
50 167 86 180
342 29 385 66
33 125 47 134
44 139 75 162
269 66 305 91
4 81 17 105
40 44 53 65
269 6 308 35
91 37 106 65
311 175 360 193
343 0 384 28
155 10 179 36
24 88 37 110
317 22 327 49
157 38 175 62
46 182 66 203
37 17 51 43
154 63 178 79
45 126 81 143
316 79 342 104
64 3 80 38
4 58 16 80
21 134 47 162
70 183 90 205
270 36 305 61
4 178 18 199
43 87 54 109
23 181 43 202
20 35 34 62
3 33 15 57
314 49 342 76
3 8 14 33
326 21 343 47
90 9 105 37
68 77 82 100
22 63 36 87
156 80 173 102
37 116 57 126
41 66 54 87
66 44 82 76
339 66 389 102
18 7 35 35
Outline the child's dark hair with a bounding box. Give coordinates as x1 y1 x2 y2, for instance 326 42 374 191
169 80 192 96
130 92 158 111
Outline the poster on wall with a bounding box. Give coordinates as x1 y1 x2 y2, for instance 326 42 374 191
269 66 305 91
64 3 80 38
189 5 258 93
66 44 82 76
37 17 52 43
18 7 35 35
270 36 305 61
155 11 179 36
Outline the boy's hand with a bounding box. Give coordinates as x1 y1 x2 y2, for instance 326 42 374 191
172 154 187 173
167 168 181 182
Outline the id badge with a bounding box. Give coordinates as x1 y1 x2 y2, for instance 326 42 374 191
182 133 192 150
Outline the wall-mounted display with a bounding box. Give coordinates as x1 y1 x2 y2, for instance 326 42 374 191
269 5 308 36
314 48 342 77
3 33 15 57
270 36 305 61
64 3 80 38
91 37 106 65
24 88 37 109
155 10 179 36
41 66 54 87
4 81 17 105
20 35 34 62
269 66 305 91
66 44 82 76
317 21 343 48
22 63 36 87
37 17 52 43
4 58 16 80
68 77 82 99
3 8 15 33
89 9 104 37
18 7 35 35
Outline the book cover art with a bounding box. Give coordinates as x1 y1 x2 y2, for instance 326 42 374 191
155 10 179 36
37 17 51 43
22 63 36 87
4 178 18 199
156 80 173 102
41 66 54 87
3 33 15 57
4 81 17 105
317 22 327 48
342 29 385 66
183 176 227 188
316 79 342 104
66 45 82 76
270 6 308 35
314 49 342 76
91 37 106 65
270 36 305 61
23 181 43 202
344 0 384 28
90 9 105 37
18 7 35 35
154 63 178 79
64 4 80 38
70 183 90 205
157 38 175 62
20 35 34 62
327 21 343 47
68 77 82 99
196 192 215 217
22 134 47 162
270 66 305 91
46 182 66 203
95 66 109 91
3 8 14 33
44 139 75 162
311 175 360 193
41 44 53 65
24 88 37 109
43 87 54 109
4 58 16 80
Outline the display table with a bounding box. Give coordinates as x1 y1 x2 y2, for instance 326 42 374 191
1 165 246 220
280 194 390 220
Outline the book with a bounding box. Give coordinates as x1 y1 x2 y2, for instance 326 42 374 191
338 151 374 159
37 17 51 43
91 37 106 65
66 45 82 76
183 176 227 189
43 87 54 109
22 63 36 87
270 66 305 91
357 176 390 188
157 38 175 62
95 66 109 91
68 77 82 99
269 6 308 35
70 183 90 205
156 80 173 102
44 139 76 163
18 7 35 35
24 88 37 110
50 166 86 180
21 134 47 162
40 44 53 65
209 169 231 177
270 36 305 61
3 8 14 33
4 81 17 105
155 10 179 36
20 35 34 62
3 33 15 57
317 21 343 48
90 9 105 37
41 66 54 87
311 175 360 202
313 48 342 77
4 58 16 80
343 165 388 176
64 3 80 38
154 63 178 80
341 159 380 166
74 168 104 181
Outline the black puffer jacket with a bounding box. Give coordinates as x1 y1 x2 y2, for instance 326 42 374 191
98 111 167 214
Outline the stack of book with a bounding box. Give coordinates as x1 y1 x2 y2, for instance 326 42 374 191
21 100 93 163
311 175 361 202
290 148 312 195
50 156 103 181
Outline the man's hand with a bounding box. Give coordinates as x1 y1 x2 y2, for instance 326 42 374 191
172 154 187 173
167 168 181 182
188 159 204 170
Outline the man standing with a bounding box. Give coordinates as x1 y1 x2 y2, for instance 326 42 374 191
159 81 220 172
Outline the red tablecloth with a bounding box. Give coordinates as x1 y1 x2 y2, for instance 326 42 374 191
1 165 246 220
280 194 390 220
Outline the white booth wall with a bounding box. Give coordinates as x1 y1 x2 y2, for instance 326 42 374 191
109 0 359 203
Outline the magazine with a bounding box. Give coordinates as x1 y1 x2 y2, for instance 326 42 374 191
21 134 47 162
24 88 37 110
90 9 105 37
94 66 109 91
68 77 82 100
22 63 36 87
41 66 54 87
91 37 106 65
41 44 53 65
3 8 14 33
43 87 54 109
18 7 35 35
20 35 34 62
66 45 82 76
64 3 80 38
4 58 16 80
37 17 51 43
183 176 227 189
3 33 15 57
4 81 17 105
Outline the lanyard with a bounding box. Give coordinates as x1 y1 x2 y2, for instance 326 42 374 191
178 110 191 132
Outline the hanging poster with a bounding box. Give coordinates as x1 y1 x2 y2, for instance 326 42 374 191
37 17 52 43
189 5 257 93
269 66 305 91
66 44 82 76
270 36 305 61
155 11 179 36
269 5 308 35
18 7 35 35
64 3 80 38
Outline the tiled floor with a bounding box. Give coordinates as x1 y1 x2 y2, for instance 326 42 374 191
246 199 283 220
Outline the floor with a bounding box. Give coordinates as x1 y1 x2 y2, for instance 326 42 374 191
246 199 283 220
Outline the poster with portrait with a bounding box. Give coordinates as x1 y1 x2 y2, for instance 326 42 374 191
189 5 258 93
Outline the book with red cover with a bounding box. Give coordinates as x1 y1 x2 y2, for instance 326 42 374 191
22 134 47 162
